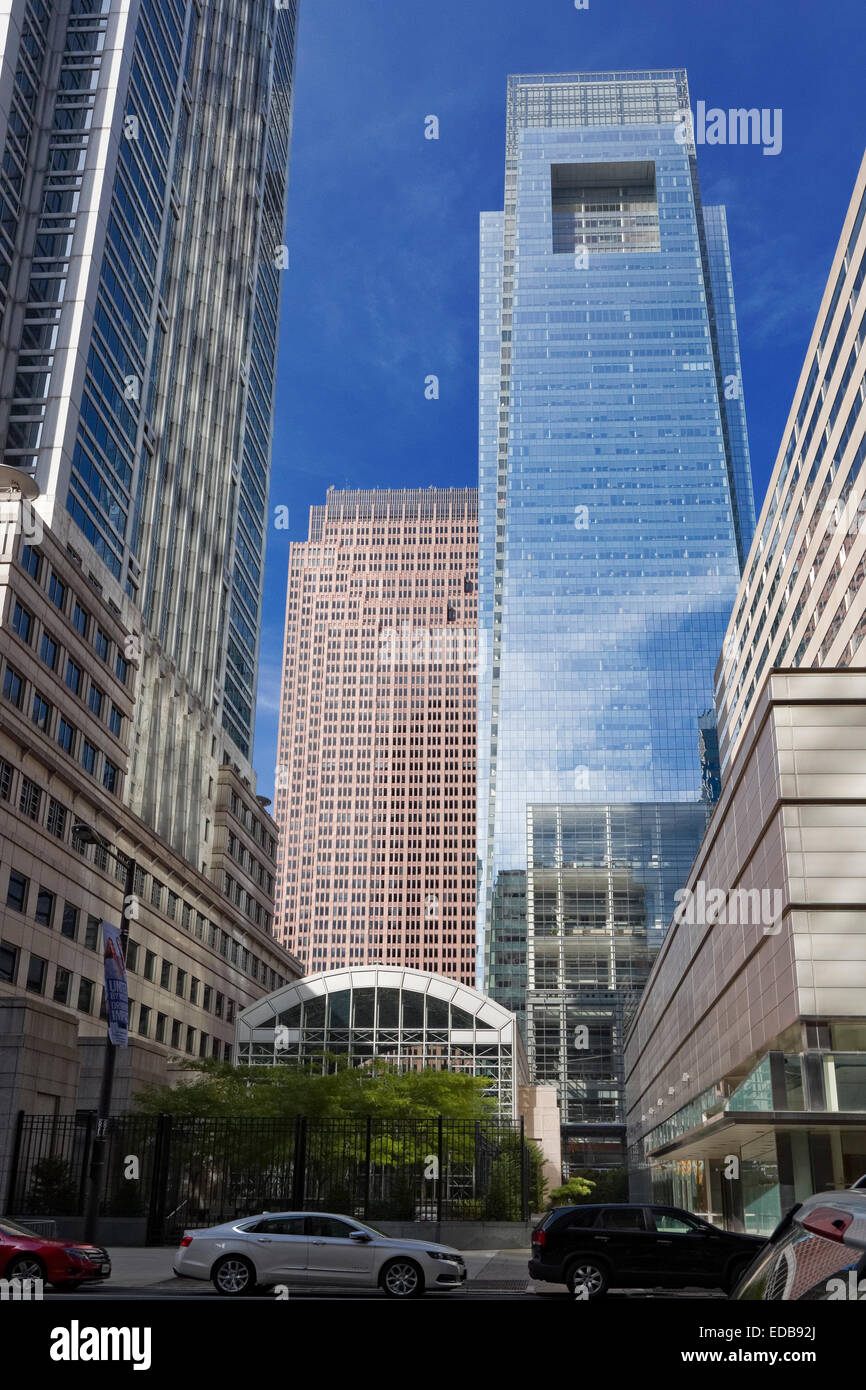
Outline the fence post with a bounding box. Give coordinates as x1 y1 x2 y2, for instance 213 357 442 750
520 1115 528 1221
146 1113 173 1246
363 1117 372 1220
77 1111 95 1218
436 1115 443 1224
3 1109 25 1215
291 1115 307 1210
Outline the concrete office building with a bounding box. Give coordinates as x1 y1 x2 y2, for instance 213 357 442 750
626 154 866 1234
272 488 478 985
478 70 755 1170
0 0 302 1185
0 506 301 1197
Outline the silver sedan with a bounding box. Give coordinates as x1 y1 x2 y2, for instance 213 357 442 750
173 1211 467 1298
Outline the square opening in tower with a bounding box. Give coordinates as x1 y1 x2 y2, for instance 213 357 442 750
551 160 660 255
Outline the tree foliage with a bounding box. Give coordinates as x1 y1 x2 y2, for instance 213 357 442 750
132 1058 498 1120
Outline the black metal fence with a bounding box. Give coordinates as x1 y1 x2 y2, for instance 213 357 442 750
5 1112 532 1243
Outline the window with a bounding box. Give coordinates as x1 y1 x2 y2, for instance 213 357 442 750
198 1031 209 1058
77 977 94 1013
306 1216 355 1239
26 955 47 994
211 1038 221 1060
53 966 71 1005
31 691 51 732
47 799 67 838
81 740 96 774
94 628 109 661
126 940 139 972
6 870 28 913
155 1012 167 1043
20 544 41 580
185 1025 195 1054
144 950 156 981
57 718 76 754
73 601 89 636
202 985 212 1011
103 759 119 794
0 758 11 801
215 992 224 1019
652 1211 701 1235
84 916 100 950
150 880 163 909
18 776 41 819
598 1208 647 1231
115 653 129 685
0 941 19 983
3 666 24 708
138 1004 151 1037
160 960 172 990
48 573 66 610
189 977 200 1005
170 1019 181 1048
227 999 234 1025
88 684 104 717
40 632 58 670
61 904 79 939
175 969 186 999
109 705 123 737
35 887 54 927
12 601 33 644
65 658 82 695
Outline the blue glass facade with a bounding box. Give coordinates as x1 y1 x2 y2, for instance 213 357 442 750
478 72 756 1159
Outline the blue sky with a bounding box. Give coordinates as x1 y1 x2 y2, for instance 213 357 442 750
253 0 866 797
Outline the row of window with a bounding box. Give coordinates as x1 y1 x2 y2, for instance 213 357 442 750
5 865 236 1023
1 659 121 794
18 544 130 686
0 935 232 1061
0 755 288 991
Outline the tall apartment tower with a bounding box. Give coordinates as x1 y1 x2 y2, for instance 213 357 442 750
273 488 478 984
478 71 756 1170
0 0 299 862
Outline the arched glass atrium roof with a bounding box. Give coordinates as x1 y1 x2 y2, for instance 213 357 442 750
236 967 525 1115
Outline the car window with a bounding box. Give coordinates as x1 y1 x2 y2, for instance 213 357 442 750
653 1211 700 1234
599 1208 646 1231
252 1217 305 1236
557 1208 598 1229
306 1216 354 1239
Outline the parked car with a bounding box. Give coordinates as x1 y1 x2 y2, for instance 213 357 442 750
731 1188 866 1300
529 1203 765 1299
173 1211 467 1298
0 1218 111 1290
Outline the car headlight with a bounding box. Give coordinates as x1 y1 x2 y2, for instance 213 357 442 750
426 1251 459 1261
63 1247 94 1260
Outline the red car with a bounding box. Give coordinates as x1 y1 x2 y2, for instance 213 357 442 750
0 1218 111 1289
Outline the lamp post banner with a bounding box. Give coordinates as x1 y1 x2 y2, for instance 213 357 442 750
102 919 129 1047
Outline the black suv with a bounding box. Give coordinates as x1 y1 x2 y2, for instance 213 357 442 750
529 1203 765 1299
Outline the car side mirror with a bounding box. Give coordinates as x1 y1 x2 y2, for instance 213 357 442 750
349 1230 371 1242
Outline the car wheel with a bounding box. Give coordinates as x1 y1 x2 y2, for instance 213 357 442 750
566 1259 609 1300
726 1257 753 1295
5 1255 45 1283
212 1255 256 1296
380 1258 425 1299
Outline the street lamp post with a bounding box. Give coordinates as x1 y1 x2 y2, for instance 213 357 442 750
75 823 137 1244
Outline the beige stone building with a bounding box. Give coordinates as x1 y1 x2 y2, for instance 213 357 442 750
0 506 301 1195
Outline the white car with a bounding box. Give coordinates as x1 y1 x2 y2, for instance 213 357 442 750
173 1211 467 1298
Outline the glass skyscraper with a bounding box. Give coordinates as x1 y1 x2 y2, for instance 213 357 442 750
0 0 298 860
478 70 756 1167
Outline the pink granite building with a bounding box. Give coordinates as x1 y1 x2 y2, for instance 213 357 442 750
273 488 478 984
